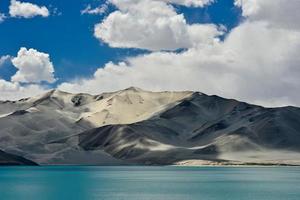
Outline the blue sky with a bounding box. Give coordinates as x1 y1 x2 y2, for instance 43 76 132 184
1 0 299 107
0 0 241 85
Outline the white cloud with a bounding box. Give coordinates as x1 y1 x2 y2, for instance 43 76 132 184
94 0 221 51
0 48 54 100
2 0 299 107
9 0 49 18
0 13 6 23
81 3 108 15
235 0 300 30
60 22 300 107
0 79 47 101
59 0 300 107
11 48 56 84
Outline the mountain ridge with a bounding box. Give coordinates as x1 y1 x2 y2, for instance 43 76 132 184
0 87 300 166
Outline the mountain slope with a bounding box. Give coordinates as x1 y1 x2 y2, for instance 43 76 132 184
0 150 37 166
78 93 300 165
0 88 300 165
0 88 192 165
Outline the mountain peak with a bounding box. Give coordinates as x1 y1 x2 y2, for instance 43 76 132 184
49 89 71 96
122 87 144 92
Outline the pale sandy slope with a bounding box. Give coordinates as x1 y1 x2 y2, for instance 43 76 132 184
0 87 193 164
78 92 300 166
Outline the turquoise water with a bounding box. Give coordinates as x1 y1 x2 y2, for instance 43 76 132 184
0 166 300 200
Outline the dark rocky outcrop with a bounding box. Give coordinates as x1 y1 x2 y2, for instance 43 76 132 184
0 150 38 166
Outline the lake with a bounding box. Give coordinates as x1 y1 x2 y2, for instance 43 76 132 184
0 166 299 200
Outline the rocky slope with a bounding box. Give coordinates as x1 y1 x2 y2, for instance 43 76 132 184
0 87 300 165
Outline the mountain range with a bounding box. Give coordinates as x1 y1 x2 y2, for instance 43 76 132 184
1 87 300 166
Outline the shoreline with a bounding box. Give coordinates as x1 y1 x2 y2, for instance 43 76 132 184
1 163 300 167
173 160 300 167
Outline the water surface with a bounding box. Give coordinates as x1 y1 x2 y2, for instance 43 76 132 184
0 166 299 200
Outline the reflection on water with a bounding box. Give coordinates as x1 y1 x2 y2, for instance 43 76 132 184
0 166 300 200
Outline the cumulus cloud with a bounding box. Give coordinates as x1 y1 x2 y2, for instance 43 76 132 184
0 48 54 100
11 48 56 83
9 0 49 18
59 0 300 107
235 0 300 30
94 0 222 51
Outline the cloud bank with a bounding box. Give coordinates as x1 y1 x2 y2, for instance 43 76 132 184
0 80 46 101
